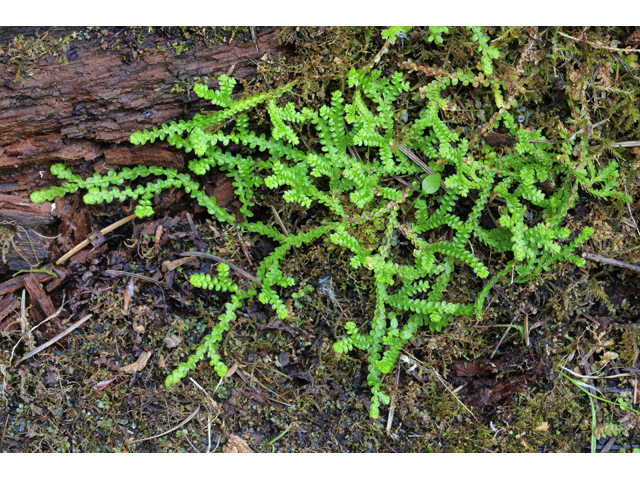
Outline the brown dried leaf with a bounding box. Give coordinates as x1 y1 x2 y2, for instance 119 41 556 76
535 421 549 432
626 29 640 47
119 350 152 374
223 434 254 453
163 335 182 348
225 361 238 378
92 376 117 393
595 64 613 87
278 351 290 368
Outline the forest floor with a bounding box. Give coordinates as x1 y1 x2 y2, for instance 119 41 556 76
1 26 640 452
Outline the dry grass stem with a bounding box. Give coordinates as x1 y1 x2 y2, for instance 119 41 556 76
396 144 448 190
179 251 261 285
15 313 92 365
125 405 201 445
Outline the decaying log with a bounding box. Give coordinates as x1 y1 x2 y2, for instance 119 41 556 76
23 273 56 317
0 193 54 228
0 27 289 169
0 27 292 273
0 272 54 297
0 223 50 273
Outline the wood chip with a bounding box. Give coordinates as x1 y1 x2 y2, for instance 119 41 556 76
0 294 19 325
162 255 196 272
223 434 254 453
119 350 152 374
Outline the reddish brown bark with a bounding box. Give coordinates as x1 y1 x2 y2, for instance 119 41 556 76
0 27 292 274
23 273 56 317
0 28 289 170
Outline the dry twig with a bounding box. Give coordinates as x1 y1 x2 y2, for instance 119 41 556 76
558 31 640 54
56 214 137 265
396 144 448 190
125 405 201 445
105 270 164 285
623 180 640 237
270 205 304 269
179 252 261 285
15 314 92 365
386 365 401 433
581 252 640 273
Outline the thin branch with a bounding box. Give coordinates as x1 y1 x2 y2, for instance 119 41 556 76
56 214 137 265
560 366 634 380
528 119 610 144
623 179 640 237
179 252 261 285
390 175 421 193
386 364 401 433
270 205 304 270
557 31 640 54
105 270 164 285
611 140 640 148
582 252 640 273
396 144 448 190
401 352 480 424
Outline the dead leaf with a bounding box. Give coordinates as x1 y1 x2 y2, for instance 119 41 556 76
94 357 121 371
163 335 182 348
119 350 152 374
154 224 163 244
535 421 549 432
278 351 290 368
92 376 117 393
226 361 238 378
599 351 619 367
133 322 145 334
223 434 254 453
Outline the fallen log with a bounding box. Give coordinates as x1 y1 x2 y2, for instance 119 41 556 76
0 27 292 273
0 27 291 174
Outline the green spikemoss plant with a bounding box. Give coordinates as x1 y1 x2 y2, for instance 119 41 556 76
31 66 623 419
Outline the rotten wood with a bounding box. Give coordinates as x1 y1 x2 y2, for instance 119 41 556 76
0 272 54 297
0 28 291 172
44 267 70 293
23 273 56 317
0 294 20 330
0 227 50 273
0 193 55 229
